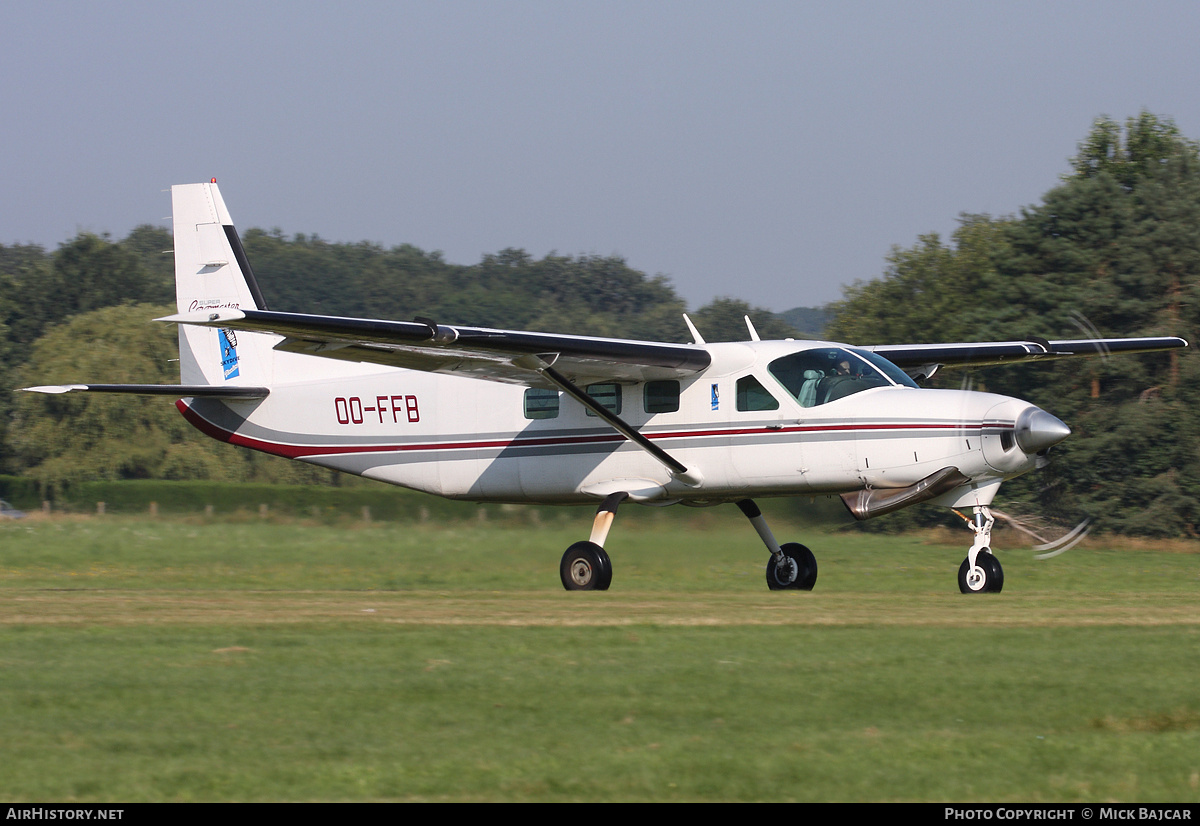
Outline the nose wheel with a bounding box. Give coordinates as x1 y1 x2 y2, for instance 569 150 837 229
958 550 1004 593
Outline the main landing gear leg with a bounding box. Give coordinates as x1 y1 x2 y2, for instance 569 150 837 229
560 492 627 591
957 505 1003 594
736 499 817 591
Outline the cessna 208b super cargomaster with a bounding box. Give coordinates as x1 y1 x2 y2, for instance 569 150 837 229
26 182 1188 593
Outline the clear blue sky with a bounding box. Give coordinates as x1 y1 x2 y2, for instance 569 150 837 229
4 1 1200 313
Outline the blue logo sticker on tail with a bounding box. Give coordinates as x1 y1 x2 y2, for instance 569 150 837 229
219 329 240 380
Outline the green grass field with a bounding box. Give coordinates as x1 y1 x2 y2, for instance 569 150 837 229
2 509 1198 802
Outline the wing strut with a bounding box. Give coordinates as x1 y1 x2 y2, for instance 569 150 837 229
516 355 702 487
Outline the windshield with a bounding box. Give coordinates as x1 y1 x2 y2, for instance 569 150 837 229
767 347 917 408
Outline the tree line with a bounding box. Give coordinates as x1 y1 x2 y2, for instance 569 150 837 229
3 112 1197 536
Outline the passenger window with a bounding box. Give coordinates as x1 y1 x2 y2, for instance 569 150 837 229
736 375 780 411
644 380 680 413
524 388 560 419
585 383 622 416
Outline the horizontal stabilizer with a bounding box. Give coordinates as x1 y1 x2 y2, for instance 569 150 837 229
840 466 971 520
21 384 269 398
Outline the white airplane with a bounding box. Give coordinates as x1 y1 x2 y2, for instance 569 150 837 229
25 182 1188 593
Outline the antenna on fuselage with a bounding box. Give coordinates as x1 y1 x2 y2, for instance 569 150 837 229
744 315 761 342
682 314 706 345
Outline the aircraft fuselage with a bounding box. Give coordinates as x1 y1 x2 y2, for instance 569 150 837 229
178 340 1051 510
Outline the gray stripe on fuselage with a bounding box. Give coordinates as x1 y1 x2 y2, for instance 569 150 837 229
190 399 987 458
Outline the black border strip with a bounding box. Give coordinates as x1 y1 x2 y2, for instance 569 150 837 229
223 224 269 310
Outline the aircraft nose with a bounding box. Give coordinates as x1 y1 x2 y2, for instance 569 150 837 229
1014 407 1071 453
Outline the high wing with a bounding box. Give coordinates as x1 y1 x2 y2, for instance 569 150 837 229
163 308 1186 387
866 336 1188 379
159 308 712 388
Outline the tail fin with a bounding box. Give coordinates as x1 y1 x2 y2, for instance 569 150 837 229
172 181 274 386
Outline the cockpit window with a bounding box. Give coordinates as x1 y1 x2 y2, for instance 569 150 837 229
851 349 922 388
767 347 917 408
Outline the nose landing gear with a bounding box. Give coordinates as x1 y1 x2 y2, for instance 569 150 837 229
956 505 1003 593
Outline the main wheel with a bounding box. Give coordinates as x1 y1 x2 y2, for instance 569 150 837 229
560 541 613 591
765 543 818 591
958 551 1004 594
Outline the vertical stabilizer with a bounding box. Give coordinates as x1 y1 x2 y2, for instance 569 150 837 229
172 182 274 386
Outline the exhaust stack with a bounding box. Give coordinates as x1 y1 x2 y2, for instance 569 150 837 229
840 466 971 521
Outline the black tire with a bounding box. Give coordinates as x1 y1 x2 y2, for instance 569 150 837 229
765 543 818 591
594 545 613 591
560 541 612 591
981 552 1003 593
958 550 1004 594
